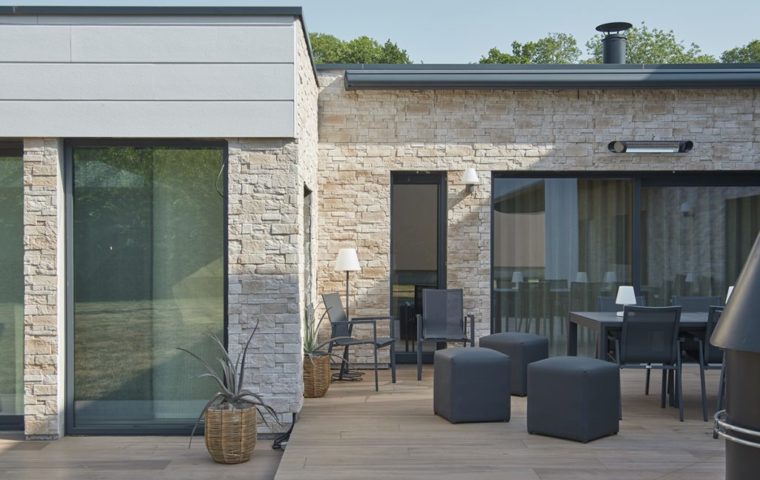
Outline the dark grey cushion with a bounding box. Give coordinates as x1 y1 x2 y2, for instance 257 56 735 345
479 332 549 396
434 347 511 423
527 356 620 443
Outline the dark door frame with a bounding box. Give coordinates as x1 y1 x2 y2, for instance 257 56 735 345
390 171 447 363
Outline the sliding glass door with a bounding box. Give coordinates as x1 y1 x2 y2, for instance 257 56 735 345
67 142 226 434
492 173 760 356
492 177 633 356
0 143 23 430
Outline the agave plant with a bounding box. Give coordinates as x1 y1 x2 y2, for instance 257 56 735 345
178 320 279 445
303 302 349 363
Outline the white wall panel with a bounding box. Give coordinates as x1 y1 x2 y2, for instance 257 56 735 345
71 25 294 63
0 101 294 138
0 26 70 61
0 63 294 100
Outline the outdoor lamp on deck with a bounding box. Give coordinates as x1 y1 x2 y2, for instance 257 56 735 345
334 248 361 318
615 285 637 317
511 271 524 285
575 272 588 283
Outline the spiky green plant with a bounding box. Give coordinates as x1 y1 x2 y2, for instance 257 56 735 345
303 303 349 363
178 321 279 445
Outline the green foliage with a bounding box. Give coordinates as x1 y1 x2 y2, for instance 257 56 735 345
480 33 581 64
721 40 760 63
585 23 717 64
309 32 411 64
303 302 349 363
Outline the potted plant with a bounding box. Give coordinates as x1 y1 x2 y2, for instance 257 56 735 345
302 303 346 398
178 321 279 464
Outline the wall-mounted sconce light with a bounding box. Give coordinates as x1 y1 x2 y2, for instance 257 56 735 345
608 140 694 154
463 168 480 193
680 201 692 217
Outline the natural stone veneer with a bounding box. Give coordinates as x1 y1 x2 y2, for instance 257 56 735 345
23 139 63 439
225 21 319 432
317 69 760 356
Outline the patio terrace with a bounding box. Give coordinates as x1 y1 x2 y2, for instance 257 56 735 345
0 364 724 480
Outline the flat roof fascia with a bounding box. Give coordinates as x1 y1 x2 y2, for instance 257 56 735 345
321 64 760 90
0 5 319 86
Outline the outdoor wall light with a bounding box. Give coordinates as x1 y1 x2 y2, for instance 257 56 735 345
608 140 694 154
462 168 480 193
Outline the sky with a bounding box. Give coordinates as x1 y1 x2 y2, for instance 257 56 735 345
2 0 758 63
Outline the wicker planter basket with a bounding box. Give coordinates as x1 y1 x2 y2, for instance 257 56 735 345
204 405 257 464
303 354 331 398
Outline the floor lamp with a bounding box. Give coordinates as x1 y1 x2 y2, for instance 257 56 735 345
335 248 361 318
334 248 361 380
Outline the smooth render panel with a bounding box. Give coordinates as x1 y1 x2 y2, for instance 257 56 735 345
0 25 71 61
70 25 294 63
32 15 294 25
0 101 295 138
0 63 295 101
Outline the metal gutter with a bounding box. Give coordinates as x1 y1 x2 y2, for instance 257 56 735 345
327 64 760 90
0 5 319 87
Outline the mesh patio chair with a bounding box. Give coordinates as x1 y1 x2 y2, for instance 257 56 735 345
416 288 475 381
687 305 725 421
609 305 684 421
321 292 396 392
671 295 722 312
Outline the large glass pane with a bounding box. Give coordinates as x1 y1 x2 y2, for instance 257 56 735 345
0 144 23 425
492 177 633 356
641 185 760 307
71 144 224 432
391 176 443 361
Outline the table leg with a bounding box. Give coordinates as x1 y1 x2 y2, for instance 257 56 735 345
567 318 578 356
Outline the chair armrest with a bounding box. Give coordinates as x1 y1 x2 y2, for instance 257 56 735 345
466 314 475 345
350 316 391 322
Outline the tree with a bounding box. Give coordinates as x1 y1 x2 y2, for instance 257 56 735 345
585 23 716 64
480 33 581 64
721 40 760 63
309 33 411 64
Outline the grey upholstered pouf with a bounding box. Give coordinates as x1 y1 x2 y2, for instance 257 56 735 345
434 347 511 423
527 356 620 443
479 332 549 396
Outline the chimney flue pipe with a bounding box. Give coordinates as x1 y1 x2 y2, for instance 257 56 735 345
596 22 632 64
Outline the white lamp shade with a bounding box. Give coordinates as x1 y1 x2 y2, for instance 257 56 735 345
604 271 617 283
575 272 588 283
685 273 694 283
615 286 637 306
334 248 361 272
511 271 524 283
726 285 735 303
462 168 480 185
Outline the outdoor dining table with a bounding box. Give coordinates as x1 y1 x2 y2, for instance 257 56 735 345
567 310 709 360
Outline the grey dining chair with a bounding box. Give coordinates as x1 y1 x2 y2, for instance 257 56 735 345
671 295 722 312
691 305 725 421
322 292 396 391
610 305 684 421
416 288 475 381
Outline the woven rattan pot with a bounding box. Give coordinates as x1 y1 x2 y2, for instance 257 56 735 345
303 354 331 398
204 405 257 464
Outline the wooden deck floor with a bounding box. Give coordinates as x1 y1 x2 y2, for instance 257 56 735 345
0 433 282 479
275 364 725 480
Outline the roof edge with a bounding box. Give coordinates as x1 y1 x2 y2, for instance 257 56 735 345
336 64 760 90
0 6 304 16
